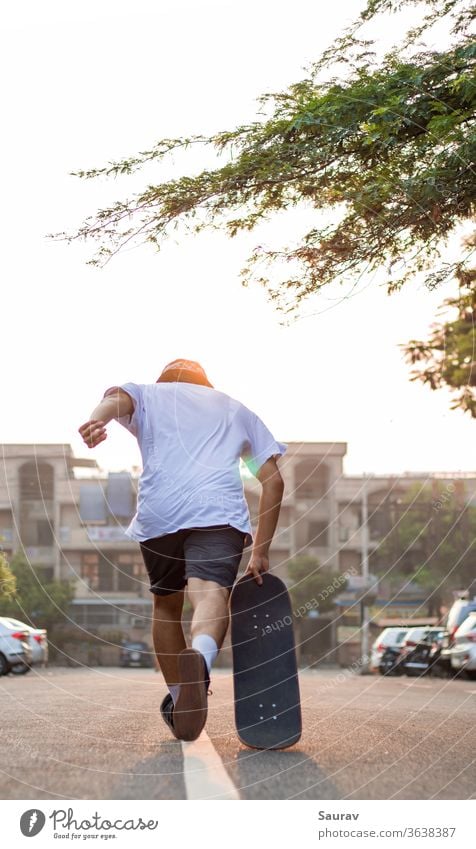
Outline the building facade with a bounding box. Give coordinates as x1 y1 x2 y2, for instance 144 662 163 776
1 442 475 646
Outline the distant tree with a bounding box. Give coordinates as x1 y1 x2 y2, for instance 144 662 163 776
60 0 475 316
375 481 476 612
0 552 75 633
403 236 476 417
287 556 348 615
0 553 16 602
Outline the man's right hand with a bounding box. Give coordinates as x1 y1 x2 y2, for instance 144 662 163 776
78 390 134 449
243 553 269 586
78 419 107 449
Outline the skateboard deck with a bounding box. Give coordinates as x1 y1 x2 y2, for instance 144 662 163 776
230 573 302 749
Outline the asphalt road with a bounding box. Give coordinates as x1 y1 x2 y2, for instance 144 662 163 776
1 667 475 800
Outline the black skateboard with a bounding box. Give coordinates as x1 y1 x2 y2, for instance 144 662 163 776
230 573 302 749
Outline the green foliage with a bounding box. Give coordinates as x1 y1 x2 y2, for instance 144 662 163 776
287 556 348 614
0 552 16 601
0 551 75 632
375 482 476 597
59 0 475 317
56 0 476 416
403 240 476 416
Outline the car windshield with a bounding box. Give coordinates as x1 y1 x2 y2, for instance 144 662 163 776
406 629 426 641
455 615 476 637
3 618 30 631
125 643 146 650
1 618 30 631
375 628 406 646
395 630 408 644
447 602 476 631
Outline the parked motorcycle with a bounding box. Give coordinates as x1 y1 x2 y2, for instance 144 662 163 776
401 637 449 677
400 640 435 677
379 645 404 676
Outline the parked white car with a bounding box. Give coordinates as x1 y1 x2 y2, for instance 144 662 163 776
5 618 48 666
403 626 445 648
0 617 33 674
450 613 476 679
370 627 409 671
446 597 476 645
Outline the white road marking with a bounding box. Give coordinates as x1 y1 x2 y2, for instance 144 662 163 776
181 731 240 800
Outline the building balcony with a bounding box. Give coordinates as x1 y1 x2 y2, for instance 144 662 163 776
292 493 329 508
337 526 379 550
59 525 135 549
21 500 55 519
272 528 292 549
304 545 330 558
24 546 55 565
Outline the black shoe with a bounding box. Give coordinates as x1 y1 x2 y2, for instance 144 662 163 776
174 649 210 741
160 692 180 739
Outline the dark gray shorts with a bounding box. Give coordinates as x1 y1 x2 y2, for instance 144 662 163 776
139 524 247 596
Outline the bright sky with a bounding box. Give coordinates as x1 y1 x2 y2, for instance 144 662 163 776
2 0 474 476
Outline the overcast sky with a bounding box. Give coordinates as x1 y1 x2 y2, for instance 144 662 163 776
1 0 473 477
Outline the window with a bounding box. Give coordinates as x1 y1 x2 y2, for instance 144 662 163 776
19 462 54 500
117 553 143 591
295 460 329 499
81 552 143 592
107 473 134 519
74 605 117 626
79 484 107 523
81 554 99 590
456 615 476 637
37 520 54 545
307 520 329 547
97 555 114 591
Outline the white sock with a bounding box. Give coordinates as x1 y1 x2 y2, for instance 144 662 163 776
169 684 180 705
191 634 218 674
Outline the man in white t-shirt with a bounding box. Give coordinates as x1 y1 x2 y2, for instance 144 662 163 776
79 359 286 741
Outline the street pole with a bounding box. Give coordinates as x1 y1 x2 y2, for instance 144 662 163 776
361 474 370 673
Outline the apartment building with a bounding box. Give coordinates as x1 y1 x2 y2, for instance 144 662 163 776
0 444 149 632
1 443 475 643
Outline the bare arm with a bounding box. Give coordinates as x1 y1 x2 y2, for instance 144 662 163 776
78 388 134 448
244 456 284 585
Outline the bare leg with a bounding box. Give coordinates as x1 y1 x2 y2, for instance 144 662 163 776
171 580 229 740
187 578 230 649
152 590 186 687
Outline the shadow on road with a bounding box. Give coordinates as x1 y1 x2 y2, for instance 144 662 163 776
111 740 186 800
228 748 341 800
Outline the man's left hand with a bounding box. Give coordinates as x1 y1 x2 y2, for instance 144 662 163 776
243 553 269 586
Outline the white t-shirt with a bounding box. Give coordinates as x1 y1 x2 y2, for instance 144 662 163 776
107 381 287 543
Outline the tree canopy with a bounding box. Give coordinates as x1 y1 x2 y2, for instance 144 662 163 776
0 552 75 633
60 0 475 311
373 481 476 607
287 556 348 614
57 0 475 412
403 231 476 415
0 552 16 602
